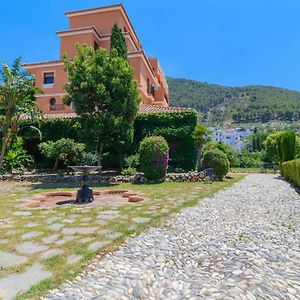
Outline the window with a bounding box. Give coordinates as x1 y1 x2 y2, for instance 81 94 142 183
43 72 54 85
94 41 99 50
147 78 150 94
49 98 56 106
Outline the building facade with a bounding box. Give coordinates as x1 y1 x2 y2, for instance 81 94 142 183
23 4 170 115
211 127 253 152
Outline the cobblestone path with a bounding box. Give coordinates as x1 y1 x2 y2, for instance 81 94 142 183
46 175 300 300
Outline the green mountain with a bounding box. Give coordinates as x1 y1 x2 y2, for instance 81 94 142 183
167 77 300 125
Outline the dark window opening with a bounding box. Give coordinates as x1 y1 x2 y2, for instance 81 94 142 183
49 98 56 106
147 78 150 94
44 72 54 85
151 85 155 97
94 41 99 50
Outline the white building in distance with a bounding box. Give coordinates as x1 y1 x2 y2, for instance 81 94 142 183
210 128 253 152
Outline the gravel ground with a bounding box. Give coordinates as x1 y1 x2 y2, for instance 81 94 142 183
45 174 300 300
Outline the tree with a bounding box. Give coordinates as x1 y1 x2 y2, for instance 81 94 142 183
192 124 212 172
110 23 127 60
278 131 296 163
264 132 283 163
39 138 85 170
63 44 140 169
0 58 39 168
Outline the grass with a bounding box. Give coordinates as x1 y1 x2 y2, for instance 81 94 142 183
0 174 245 299
231 167 278 174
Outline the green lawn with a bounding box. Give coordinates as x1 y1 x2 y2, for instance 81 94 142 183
231 167 277 174
0 174 245 299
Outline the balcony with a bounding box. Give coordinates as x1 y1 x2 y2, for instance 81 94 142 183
49 104 66 111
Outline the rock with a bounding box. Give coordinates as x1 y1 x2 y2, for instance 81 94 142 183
0 263 51 300
62 227 98 235
41 249 64 259
88 241 110 252
133 217 151 223
0 252 27 268
16 242 49 254
129 195 144 202
21 231 42 240
67 255 82 264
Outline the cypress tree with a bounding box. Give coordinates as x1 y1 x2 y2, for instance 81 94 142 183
110 23 128 60
280 131 296 162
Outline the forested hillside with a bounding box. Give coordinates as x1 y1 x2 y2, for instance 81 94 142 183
167 77 300 125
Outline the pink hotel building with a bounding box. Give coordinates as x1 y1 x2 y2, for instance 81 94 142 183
23 4 171 115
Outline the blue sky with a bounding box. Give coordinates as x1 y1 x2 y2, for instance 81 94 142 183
1 0 300 90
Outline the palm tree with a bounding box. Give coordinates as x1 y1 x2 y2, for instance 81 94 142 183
0 58 39 168
192 124 212 172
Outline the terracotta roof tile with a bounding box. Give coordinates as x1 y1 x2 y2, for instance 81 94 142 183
138 104 193 114
42 105 193 119
65 4 122 16
56 26 101 38
23 60 63 67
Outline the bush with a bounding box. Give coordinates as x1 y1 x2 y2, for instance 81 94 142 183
202 149 230 180
279 131 296 163
211 142 240 168
121 167 137 176
4 137 34 173
139 136 169 181
82 152 98 165
239 150 265 168
124 154 140 168
264 132 283 164
39 138 85 169
281 159 300 187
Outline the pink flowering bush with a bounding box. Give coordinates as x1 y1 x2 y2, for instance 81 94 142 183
139 136 169 181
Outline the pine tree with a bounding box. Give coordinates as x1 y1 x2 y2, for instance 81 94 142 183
110 23 128 60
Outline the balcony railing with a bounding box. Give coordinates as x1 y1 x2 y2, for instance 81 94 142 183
49 104 66 111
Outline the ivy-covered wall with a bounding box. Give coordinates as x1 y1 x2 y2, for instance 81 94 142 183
134 111 198 171
21 111 198 171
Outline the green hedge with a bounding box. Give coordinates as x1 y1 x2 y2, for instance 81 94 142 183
278 130 296 163
20 110 198 171
281 159 300 187
134 111 198 170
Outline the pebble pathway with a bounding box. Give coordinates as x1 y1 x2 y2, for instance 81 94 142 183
46 174 300 300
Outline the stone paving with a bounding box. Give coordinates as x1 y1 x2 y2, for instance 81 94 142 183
45 175 300 300
0 201 133 299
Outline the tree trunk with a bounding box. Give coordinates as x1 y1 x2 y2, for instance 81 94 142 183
0 130 9 168
197 143 203 172
54 159 58 171
96 142 104 174
0 140 7 168
118 149 124 172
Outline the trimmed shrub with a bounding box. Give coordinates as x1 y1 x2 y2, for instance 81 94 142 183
202 149 230 180
279 131 296 163
139 136 169 181
281 159 300 187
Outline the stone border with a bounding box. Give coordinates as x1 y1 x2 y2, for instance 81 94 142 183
0 172 205 184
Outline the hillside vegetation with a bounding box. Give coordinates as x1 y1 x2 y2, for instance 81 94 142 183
167 77 300 125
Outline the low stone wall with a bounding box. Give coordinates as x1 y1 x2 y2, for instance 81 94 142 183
0 172 205 184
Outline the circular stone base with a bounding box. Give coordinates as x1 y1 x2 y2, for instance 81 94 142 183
21 189 145 209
